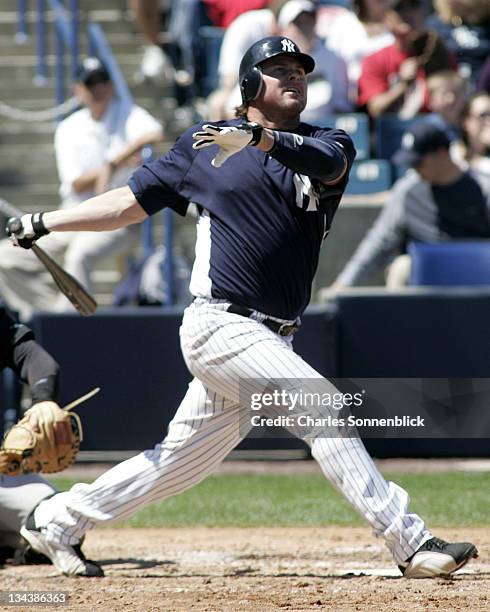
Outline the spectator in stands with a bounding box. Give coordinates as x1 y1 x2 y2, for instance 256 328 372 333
206 0 351 121
358 0 455 118
130 0 269 98
0 58 164 319
461 91 490 175
202 0 269 27
426 70 468 140
426 0 490 85
330 122 490 289
130 0 174 82
326 0 394 101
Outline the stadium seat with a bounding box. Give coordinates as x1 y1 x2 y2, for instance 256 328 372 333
375 115 419 160
323 113 370 160
317 0 351 8
345 159 391 194
408 241 490 286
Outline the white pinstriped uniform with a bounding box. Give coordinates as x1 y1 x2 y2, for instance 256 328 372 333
36 298 431 565
34 119 432 566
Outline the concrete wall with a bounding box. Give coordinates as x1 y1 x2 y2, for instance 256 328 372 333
20 290 490 457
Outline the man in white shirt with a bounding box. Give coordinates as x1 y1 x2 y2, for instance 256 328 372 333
0 58 163 319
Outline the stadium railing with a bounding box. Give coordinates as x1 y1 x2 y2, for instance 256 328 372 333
16 0 176 305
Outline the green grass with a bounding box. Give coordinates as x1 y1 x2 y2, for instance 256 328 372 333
48 472 490 528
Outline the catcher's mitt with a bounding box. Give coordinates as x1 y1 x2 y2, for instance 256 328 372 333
0 401 82 475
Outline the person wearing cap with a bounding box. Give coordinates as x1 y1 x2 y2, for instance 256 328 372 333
332 121 490 288
206 0 351 121
358 0 455 118
6 35 479 580
0 57 164 319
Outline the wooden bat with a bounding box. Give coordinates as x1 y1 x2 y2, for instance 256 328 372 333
63 387 100 411
0 198 97 316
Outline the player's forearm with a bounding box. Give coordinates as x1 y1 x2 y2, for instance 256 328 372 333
257 128 347 182
43 186 147 232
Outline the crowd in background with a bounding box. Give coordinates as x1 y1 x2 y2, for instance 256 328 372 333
1 0 489 320
130 0 490 130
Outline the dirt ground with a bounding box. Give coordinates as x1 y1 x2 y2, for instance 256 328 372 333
1 526 488 611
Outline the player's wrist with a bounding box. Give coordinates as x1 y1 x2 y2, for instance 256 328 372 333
237 121 264 146
31 212 50 237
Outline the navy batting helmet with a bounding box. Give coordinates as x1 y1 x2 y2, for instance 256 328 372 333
238 36 315 103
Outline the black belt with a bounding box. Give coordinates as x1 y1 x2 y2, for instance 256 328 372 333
226 303 300 336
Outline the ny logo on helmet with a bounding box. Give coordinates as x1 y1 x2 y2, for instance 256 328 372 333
281 39 297 53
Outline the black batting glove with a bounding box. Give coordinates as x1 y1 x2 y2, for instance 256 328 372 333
6 213 50 249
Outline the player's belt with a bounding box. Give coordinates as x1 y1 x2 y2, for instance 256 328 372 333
226 304 300 337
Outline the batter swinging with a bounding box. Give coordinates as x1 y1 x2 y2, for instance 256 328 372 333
6 37 477 578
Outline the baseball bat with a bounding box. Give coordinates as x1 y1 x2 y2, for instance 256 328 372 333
0 198 97 316
63 387 100 411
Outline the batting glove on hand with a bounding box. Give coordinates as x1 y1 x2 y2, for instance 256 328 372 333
6 213 50 249
192 123 263 167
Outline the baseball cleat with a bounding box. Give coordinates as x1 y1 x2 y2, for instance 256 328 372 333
20 509 103 577
399 537 478 578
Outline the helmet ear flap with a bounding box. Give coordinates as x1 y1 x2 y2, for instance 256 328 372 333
240 66 263 103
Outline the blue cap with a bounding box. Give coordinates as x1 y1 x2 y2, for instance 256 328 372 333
76 57 110 87
392 122 451 167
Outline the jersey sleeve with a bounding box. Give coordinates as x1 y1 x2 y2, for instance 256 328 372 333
128 125 198 217
315 127 356 191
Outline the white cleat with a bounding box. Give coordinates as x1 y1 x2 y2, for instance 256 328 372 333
400 537 478 578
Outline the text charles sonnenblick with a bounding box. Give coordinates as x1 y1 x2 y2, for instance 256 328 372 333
250 414 425 428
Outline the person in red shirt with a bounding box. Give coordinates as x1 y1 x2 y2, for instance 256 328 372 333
358 0 454 118
203 0 269 28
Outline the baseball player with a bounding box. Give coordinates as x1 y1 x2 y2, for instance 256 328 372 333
6 37 477 578
0 303 95 570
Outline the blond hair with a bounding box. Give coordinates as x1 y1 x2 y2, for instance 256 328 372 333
426 70 468 95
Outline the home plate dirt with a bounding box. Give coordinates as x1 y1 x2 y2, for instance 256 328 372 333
1 527 488 611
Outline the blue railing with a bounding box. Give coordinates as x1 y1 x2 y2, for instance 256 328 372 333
87 23 132 107
15 0 176 306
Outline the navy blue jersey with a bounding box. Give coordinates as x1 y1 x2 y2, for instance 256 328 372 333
129 120 355 320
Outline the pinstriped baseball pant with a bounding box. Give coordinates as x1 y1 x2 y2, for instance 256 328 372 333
35 300 431 565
